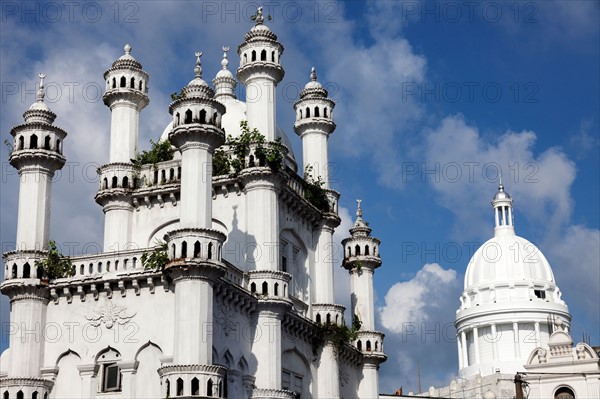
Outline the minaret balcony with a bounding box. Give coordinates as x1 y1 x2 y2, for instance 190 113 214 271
2 250 47 281
312 303 345 326
157 364 227 398
248 270 292 301
0 377 53 399
354 330 386 359
236 61 284 84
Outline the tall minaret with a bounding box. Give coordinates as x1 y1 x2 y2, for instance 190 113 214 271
237 6 284 141
1 74 67 398
97 44 149 251
294 67 336 186
157 52 228 397
342 201 387 399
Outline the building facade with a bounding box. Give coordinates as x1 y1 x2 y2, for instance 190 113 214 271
0 9 386 399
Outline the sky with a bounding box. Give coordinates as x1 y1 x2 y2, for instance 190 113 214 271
1 0 599 394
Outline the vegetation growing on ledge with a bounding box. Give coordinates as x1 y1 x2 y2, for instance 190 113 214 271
35 240 74 280
303 166 330 212
132 139 174 167
213 120 285 177
141 241 169 271
312 314 362 357
170 89 186 101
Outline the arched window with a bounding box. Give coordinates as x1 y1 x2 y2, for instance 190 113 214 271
11 264 17 278
314 106 320 117
185 109 192 124
355 244 361 256
172 244 176 258
365 245 370 255
175 112 180 125
324 107 328 118
200 109 207 124
122 176 129 188
274 282 279 296
44 135 51 150
107 261 111 272
120 76 126 87
347 246 351 257
2 391 7 399
191 377 199 396
166 379 171 397
316 314 321 324
169 168 174 180
375 341 379 351
260 49 266 61
213 112 218 126
139 80 143 90
208 242 213 259
262 281 268 295
98 262 102 273
89 263 93 274
18 136 24 150
30 134 38 149
16 391 23 399
177 166 181 179
56 139 61 154
123 259 128 270
153 170 158 184
251 282 256 293
115 260 119 270
357 340 362 350
161 169 166 183
305 107 310 118
326 313 331 324
251 50 256 61
207 379 213 397
194 241 201 258
80 264 84 275
176 378 184 396
112 77 116 88
103 177 108 190
181 242 187 258
130 77 135 89
111 176 118 188
23 262 31 278
554 387 575 399
366 340 372 351
271 51 275 62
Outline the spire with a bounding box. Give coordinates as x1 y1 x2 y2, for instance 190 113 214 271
255 6 264 25
213 46 236 99
194 51 203 78
491 180 514 234
124 43 132 55
310 66 317 82
356 199 363 221
221 46 229 70
36 73 46 103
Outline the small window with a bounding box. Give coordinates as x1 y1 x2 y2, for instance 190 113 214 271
534 289 546 299
102 363 122 392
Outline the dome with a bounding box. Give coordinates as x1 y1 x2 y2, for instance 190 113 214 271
464 233 555 289
493 183 511 201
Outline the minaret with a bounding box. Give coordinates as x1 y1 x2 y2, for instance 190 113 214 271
294 67 336 187
213 46 237 103
456 184 570 378
1 74 67 398
97 44 149 251
237 6 284 141
342 201 387 399
157 52 228 397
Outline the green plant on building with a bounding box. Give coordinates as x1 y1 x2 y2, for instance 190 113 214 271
303 165 330 212
141 241 169 271
132 139 174 167
312 314 362 357
35 240 74 280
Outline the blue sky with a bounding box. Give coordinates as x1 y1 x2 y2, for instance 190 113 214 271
1 0 598 393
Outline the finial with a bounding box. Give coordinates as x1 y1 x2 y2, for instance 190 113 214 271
356 199 363 219
37 73 46 102
255 6 264 25
498 171 504 190
221 46 229 69
194 51 203 78
310 67 317 82
124 44 132 55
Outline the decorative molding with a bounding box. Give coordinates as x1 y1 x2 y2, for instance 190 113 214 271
85 299 136 329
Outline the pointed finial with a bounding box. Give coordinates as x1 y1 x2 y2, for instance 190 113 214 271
37 73 46 102
255 6 264 25
124 44 132 55
310 67 317 82
221 46 230 69
498 172 504 191
194 51 203 78
356 199 363 219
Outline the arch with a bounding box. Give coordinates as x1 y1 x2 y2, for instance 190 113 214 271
94 346 121 363
347 246 351 257
153 170 158 184
98 262 102 273
326 313 331 324
222 349 234 369
207 379 213 397
111 176 118 188
185 109 193 124
171 244 176 258
178 166 181 179
32 391 38 399
299 109 303 119
366 340 372 351
262 281 268 295
175 112 180 125
23 262 31 278
169 168 175 181
316 314 321 324
123 259 128 270
134 341 163 398
115 260 119 270
191 377 200 396
208 242 213 259
80 264 84 275
260 49 267 61
274 282 279 296
355 244 361 256
181 241 187 258
106 261 111 272
112 77 116 88
176 378 184 396
18 135 24 150
271 51 275 62
139 80 143 91
554 386 575 399
324 107 328 118
2 392 7 399
365 245 370 255
130 77 135 89
194 241 201 258
213 112 218 126
30 134 38 149
357 340 362 350
11 264 17 278
55 348 82 367
200 109 207 124
89 263 94 274
103 177 108 190
237 356 249 374
166 379 171 397
44 135 51 150
161 169 166 183
250 282 256 293
314 106 320 117
305 107 310 118
17 391 23 399
120 76 126 87
122 176 129 188
251 50 256 61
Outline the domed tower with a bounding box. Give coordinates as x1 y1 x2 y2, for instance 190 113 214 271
98 44 149 251
342 201 387 399
455 183 571 379
237 6 284 141
1 73 67 398
213 46 237 103
157 52 228 397
293 67 336 187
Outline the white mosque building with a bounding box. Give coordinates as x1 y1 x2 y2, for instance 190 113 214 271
412 184 600 399
0 9 387 399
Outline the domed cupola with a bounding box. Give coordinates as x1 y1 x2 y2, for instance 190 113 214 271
103 44 149 110
213 46 237 101
455 183 571 379
169 52 226 150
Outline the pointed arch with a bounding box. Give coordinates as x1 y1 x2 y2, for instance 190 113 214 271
185 109 192 124
130 77 135 89
23 262 31 278
191 377 200 396
194 241 201 258
134 341 163 360
18 135 24 150
237 356 248 374
314 106 320 117
44 135 51 150
251 50 256 61
120 76 126 87
222 349 234 369
200 109 207 124
30 134 38 149
54 348 82 366
260 49 267 61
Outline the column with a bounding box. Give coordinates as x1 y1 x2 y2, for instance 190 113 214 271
513 322 521 358
491 324 498 361
473 326 480 364
461 331 469 367
118 360 138 398
78 364 99 399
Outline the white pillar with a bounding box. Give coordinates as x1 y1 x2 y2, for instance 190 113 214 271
473 326 480 364
180 144 212 229
253 310 282 389
7 295 47 377
108 102 140 163
351 268 375 330
491 324 498 361
457 338 463 369
118 360 138 398
358 362 379 399
77 364 99 399
513 322 521 358
103 203 133 251
301 131 330 188
314 225 334 303
16 168 53 250
317 342 339 398
461 331 469 367
245 77 277 141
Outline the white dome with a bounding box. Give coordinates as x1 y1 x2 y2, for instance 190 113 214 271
464 233 555 289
